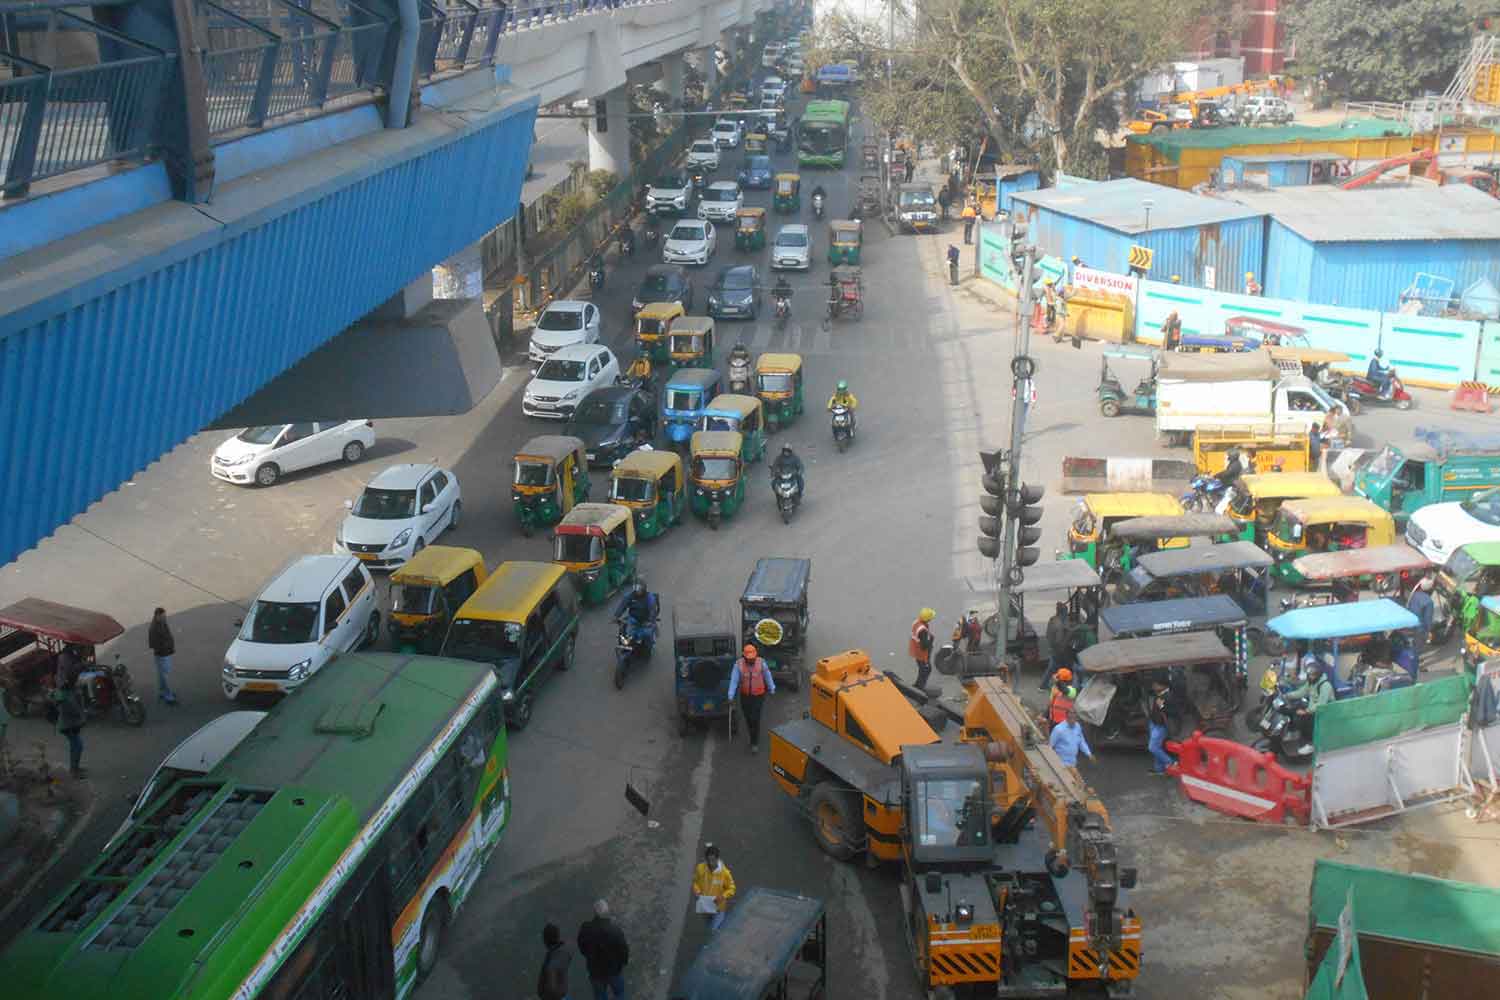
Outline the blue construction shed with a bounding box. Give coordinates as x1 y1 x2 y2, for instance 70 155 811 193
1229 185 1500 311
1218 153 1342 189
980 164 1041 214
1008 178 1265 290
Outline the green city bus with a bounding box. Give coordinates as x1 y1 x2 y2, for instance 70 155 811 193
797 99 850 168
1 653 510 999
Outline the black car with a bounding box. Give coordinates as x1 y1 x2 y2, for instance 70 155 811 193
706 264 761 321
633 264 694 315
565 385 658 466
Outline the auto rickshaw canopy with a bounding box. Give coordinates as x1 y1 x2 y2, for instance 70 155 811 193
1101 594 1248 639
691 430 744 457
516 434 586 469
1267 345 1349 367
736 207 767 230
704 393 761 421
1238 472 1342 502
756 352 803 375
1081 492 1185 520
665 367 722 393
636 301 685 322
774 172 800 194
390 545 486 589
672 316 715 337
0 598 124 644
1132 540 1274 578
1078 631 1233 673
1453 540 1500 567
1012 559 1103 593
1111 513 1235 542
1266 597 1419 641
614 448 682 481
829 220 861 245
455 560 568 624
675 888 826 1000
1277 495 1393 530
1291 543 1430 582
556 502 635 546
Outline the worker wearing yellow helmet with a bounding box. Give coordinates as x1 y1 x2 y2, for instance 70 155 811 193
1245 271 1262 296
910 608 938 689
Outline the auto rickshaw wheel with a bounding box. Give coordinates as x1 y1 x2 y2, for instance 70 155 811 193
509 690 534 730
557 634 576 671
2 686 28 718
120 698 146 727
1100 398 1122 418
808 781 861 861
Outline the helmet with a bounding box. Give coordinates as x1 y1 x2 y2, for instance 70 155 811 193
634 581 647 597
1374 348 1384 358
919 608 936 622
1070 256 1080 264
781 444 794 456
836 380 848 392
1055 668 1074 683
1044 278 1055 286
743 644 758 658
732 341 747 352
1245 271 1255 279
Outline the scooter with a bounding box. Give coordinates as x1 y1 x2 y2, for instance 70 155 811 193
1180 474 1230 513
588 256 606 291
1346 369 1414 412
645 221 660 247
613 615 656 689
773 294 790 330
830 403 855 452
812 192 824 218
773 469 802 524
727 353 753 394
1251 692 1315 764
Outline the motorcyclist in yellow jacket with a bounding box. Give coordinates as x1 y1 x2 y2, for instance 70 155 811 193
827 380 858 413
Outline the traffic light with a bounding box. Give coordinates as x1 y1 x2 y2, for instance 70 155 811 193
1007 483 1045 567
978 449 1006 560
595 98 609 133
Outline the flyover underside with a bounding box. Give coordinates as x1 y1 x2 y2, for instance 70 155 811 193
0 89 538 567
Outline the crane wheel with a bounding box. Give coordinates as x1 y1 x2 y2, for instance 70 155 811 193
809 781 862 861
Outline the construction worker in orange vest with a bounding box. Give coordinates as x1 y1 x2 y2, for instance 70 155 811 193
910 608 937 689
729 644 776 752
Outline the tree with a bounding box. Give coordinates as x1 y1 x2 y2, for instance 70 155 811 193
1284 0 1474 103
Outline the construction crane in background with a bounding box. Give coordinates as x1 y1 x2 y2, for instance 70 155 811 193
1127 77 1293 134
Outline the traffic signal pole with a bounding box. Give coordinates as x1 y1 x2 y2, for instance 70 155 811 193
991 245 1038 673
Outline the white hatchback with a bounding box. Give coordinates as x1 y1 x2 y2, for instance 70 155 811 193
529 300 601 369
523 344 621 419
334 463 462 570
663 219 717 265
1407 488 1500 563
772 224 812 270
211 420 374 487
222 554 378 699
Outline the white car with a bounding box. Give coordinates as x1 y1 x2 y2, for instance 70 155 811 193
529 300 601 369
647 170 695 216
523 343 621 419
334 463 461 570
1406 488 1500 563
222 554 378 700
786 57 804 78
699 181 744 224
663 219 717 265
772 224 812 270
686 140 721 171
115 711 265 838
712 118 741 149
211 420 374 487
761 76 785 98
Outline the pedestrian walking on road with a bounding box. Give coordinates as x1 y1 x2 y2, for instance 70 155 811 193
577 899 629 1000
910 608 937 689
691 844 736 932
937 185 951 221
1041 602 1071 691
961 203 976 245
148 606 179 706
52 676 87 779
1048 707 1094 767
1407 575 1436 668
729 645 775 752
538 922 574 1000
1147 680 1174 775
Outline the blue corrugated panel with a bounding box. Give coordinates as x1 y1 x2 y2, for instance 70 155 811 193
0 99 537 567
1264 220 1316 302
997 170 1039 214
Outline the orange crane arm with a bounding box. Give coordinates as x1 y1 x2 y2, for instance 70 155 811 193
1340 149 1437 190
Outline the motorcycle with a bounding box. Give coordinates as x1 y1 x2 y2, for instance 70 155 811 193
614 615 656 689
773 468 802 524
727 354 753 394
588 257 606 291
1180 473 1231 514
645 221 660 247
830 403 855 452
812 192 824 219
1345 369 1414 412
1251 691 1316 764
618 228 636 257
32 655 147 727
773 293 790 330
691 170 706 191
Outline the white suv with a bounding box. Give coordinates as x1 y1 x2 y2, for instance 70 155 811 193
334 463 462 570
1242 95 1293 125
211 420 374 487
523 344 621 419
712 118 742 149
699 181 744 223
686 140 721 171
222 555 378 700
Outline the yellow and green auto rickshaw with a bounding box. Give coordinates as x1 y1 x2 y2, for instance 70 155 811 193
735 207 767 251
773 172 801 214
755 352 804 431
745 131 769 155
1464 595 1500 671
827 219 862 265
1226 472 1343 543
668 316 716 372
553 502 637 605
1266 496 1396 585
609 448 685 540
387 545 488 652
699 393 766 463
512 435 590 536
635 301 684 363
1065 493 1186 576
690 431 747 529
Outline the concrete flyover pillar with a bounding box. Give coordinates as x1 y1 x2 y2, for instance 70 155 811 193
660 52 685 108
586 86 632 176
696 45 717 92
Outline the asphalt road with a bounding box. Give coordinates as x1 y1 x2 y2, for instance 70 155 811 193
6 86 1500 998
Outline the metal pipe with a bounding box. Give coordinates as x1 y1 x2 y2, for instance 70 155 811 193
991 246 1038 665
388 0 419 128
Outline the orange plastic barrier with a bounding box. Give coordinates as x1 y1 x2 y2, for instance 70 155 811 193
1165 730 1311 825
1452 381 1492 413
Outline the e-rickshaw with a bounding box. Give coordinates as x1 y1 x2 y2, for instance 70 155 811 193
774 172 801 213
1098 347 1158 418
663 368 724 448
755 352 805 431
861 140 880 170
442 560 581 729
1226 315 1309 349
1268 344 1351 385
1065 494 1186 575
1435 540 1500 644
1193 426 1311 475
1267 496 1396 585
1115 537 1272 614
827 265 863 321
690 431 746 529
735 207 767 251
699 392 767 462
1227 472 1342 543
668 316 717 373
609 448 685 539
0 598 144 725
1290 544 1430 607
1099 593 1251 685
1010 558 1106 673
741 556 812 690
553 502 637 605
635 301 685 363
673 599 738 736
1074 631 1241 746
1264 598 1419 698
745 131 769 155
512 435 590 536
827 220 862 265
672 888 827 1000
854 175 881 219
1109 513 1237 568
1464 595 1500 671
387 545 488 652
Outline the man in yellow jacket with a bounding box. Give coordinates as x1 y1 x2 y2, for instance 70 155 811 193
691 844 737 931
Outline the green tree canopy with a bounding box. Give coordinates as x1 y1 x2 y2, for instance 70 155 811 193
1285 0 1475 103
